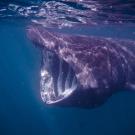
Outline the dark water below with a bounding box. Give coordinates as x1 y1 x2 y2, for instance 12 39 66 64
0 0 135 135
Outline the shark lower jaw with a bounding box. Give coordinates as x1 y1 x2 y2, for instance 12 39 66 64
40 48 78 105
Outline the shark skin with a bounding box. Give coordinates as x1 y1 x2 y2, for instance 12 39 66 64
27 25 135 108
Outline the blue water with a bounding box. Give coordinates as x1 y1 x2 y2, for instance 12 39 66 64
0 0 135 135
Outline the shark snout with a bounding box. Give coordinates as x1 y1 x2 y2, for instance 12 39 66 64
27 25 59 50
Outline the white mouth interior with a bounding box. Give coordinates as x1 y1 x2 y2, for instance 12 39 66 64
40 49 77 104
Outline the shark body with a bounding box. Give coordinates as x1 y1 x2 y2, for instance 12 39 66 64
27 25 135 108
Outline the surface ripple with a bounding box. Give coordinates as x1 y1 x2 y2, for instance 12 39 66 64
0 0 135 28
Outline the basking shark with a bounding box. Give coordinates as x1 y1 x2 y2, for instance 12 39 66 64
27 25 135 108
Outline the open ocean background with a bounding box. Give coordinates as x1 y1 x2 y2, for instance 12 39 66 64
0 0 135 135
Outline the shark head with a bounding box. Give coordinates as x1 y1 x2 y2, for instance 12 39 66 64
27 26 81 106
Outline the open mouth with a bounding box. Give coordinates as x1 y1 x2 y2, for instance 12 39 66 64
40 48 78 105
